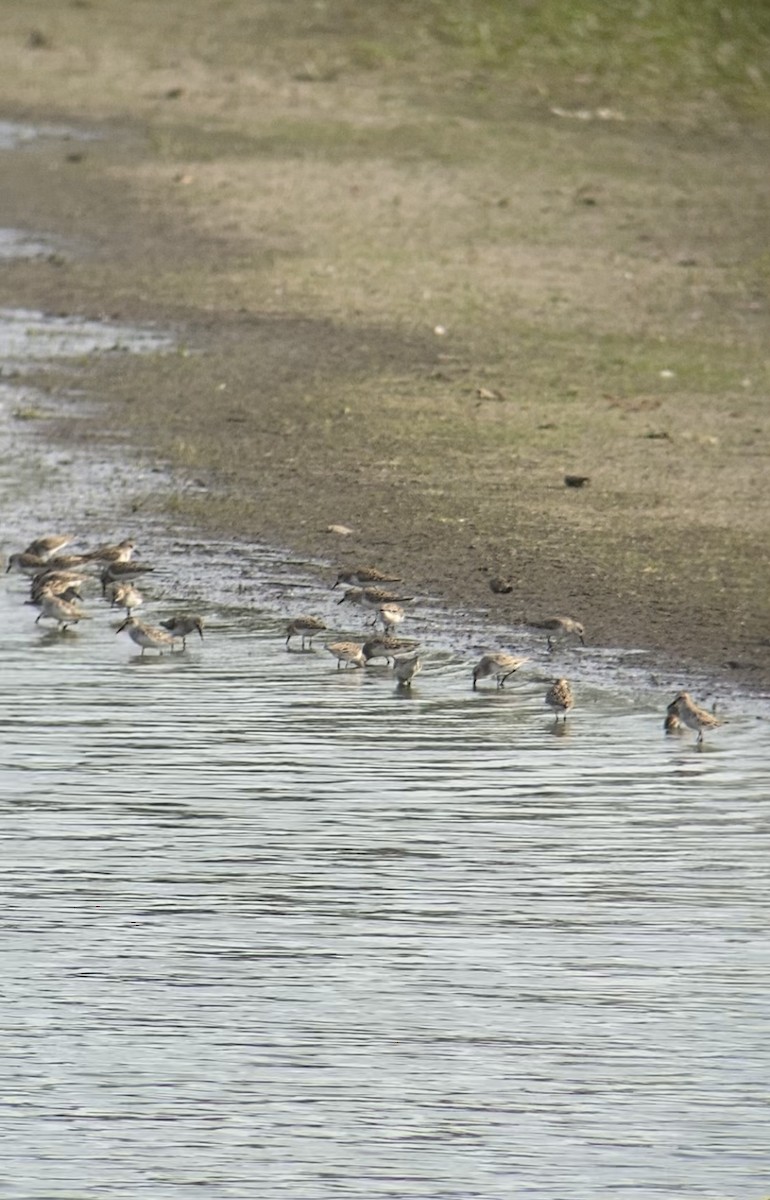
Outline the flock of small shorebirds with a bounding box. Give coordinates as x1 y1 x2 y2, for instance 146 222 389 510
5 536 723 743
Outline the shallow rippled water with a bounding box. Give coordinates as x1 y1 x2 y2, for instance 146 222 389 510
1 572 768 1200
1 303 768 1200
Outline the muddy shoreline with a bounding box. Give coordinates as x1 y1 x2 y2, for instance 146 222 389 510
1 94 768 692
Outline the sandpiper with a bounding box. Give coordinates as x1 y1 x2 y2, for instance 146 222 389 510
87 538 137 564
337 586 413 614
669 691 722 744
326 641 366 670
664 700 683 734
160 614 204 648
23 534 73 560
100 562 155 594
106 581 144 616
116 616 176 655
545 678 574 721
378 603 406 634
472 652 529 690
6 551 49 577
333 566 403 588
362 635 419 665
30 570 87 602
44 553 94 572
285 615 327 649
393 653 422 687
34 589 90 630
532 616 585 651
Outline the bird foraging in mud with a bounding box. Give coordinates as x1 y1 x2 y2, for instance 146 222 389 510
472 652 529 690
531 616 585 651
333 566 402 588
337 586 414 614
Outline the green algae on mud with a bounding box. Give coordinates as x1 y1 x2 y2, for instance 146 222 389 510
0 1 769 685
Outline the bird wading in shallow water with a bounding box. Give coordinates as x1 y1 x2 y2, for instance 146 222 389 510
337 586 414 619
23 534 73 560
326 641 366 670
378 603 407 635
363 635 419 665
116 616 176 656
34 588 90 630
472 653 529 690
669 691 722 744
106 581 144 616
285 616 327 649
100 562 155 595
531 616 585 652
545 678 574 721
333 566 402 588
393 653 422 687
664 699 683 734
159 614 204 649
6 551 49 577
87 538 137 565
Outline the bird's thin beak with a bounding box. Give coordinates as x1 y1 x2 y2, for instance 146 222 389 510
116 619 128 633
337 596 346 605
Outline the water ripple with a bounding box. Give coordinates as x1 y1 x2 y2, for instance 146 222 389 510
1 566 769 1200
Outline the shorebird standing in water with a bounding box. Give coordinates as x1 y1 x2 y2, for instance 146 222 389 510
34 588 90 631
100 562 155 595
105 581 144 616
378 603 406 634
664 699 683 734
6 551 49 577
30 570 86 603
160 614 205 649
326 641 366 670
43 553 93 572
669 692 722 744
393 653 422 687
532 616 585 651
545 678 574 721
116 616 176 655
88 538 137 565
472 652 529 690
333 566 402 588
363 635 419 665
285 616 326 649
23 534 73 561
337 586 413 620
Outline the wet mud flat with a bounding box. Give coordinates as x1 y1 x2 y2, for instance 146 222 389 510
0 72 768 692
